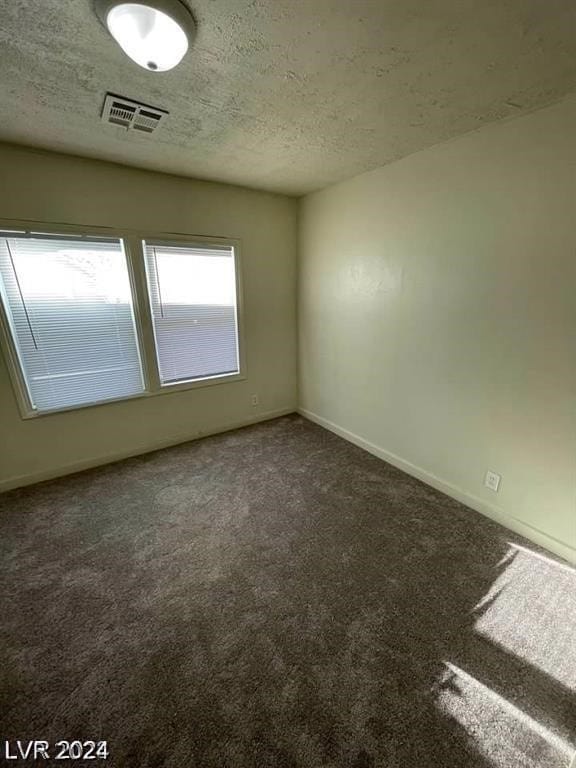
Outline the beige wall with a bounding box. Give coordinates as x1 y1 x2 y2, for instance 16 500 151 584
0 144 298 489
299 96 576 564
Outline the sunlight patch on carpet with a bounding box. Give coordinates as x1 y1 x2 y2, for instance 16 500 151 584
472 546 576 692
436 661 572 768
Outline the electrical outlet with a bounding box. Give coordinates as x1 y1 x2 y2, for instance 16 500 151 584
484 470 501 492
251 394 259 407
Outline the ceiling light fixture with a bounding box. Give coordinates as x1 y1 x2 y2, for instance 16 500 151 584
95 0 196 72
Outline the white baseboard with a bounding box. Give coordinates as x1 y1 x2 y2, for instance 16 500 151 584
0 407 296 493
299 408 576 568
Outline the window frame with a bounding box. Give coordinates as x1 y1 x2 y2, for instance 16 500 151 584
0 219 246 419
141 237 243 390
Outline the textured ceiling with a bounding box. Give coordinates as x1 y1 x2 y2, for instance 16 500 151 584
1 0 575 195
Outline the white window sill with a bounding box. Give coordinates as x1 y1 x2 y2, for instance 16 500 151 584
20 371 246 419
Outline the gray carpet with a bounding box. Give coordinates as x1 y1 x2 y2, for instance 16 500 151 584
1 414 574 767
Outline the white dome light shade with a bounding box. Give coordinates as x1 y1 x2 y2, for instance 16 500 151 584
102 2 192 72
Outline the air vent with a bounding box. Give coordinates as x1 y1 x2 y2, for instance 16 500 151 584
101 93 168 134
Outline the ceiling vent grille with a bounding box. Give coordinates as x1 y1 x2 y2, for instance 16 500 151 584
101 93 168 133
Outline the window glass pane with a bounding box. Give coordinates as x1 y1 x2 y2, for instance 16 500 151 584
143 241 240 384
0 234 145 412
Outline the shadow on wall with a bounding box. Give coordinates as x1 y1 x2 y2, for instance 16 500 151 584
0 415 574 767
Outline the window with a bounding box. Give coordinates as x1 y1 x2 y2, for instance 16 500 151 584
0 225 243 417
143 241 240 385
0 232 144 413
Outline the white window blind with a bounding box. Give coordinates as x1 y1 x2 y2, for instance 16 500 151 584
0 233 145 412
143 240 240 384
